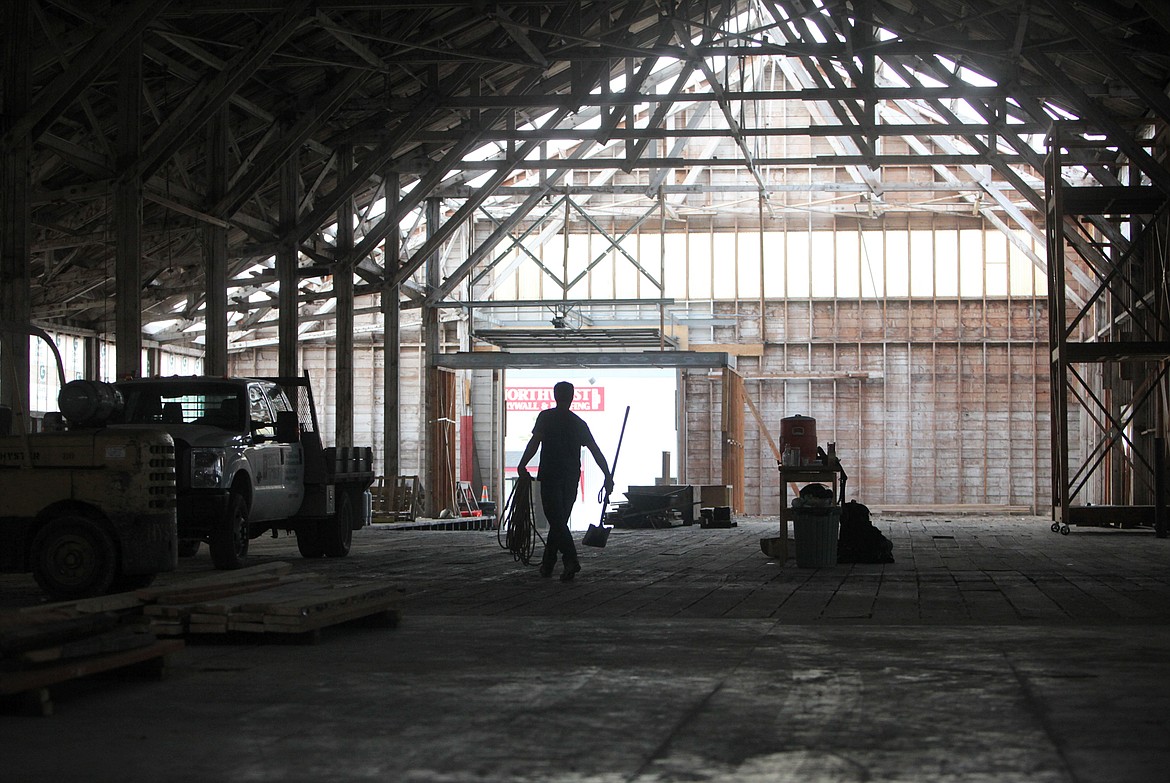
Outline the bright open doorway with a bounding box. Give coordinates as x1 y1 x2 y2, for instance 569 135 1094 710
504 368 678 530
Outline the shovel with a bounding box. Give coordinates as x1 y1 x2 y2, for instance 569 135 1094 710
583 405 630 548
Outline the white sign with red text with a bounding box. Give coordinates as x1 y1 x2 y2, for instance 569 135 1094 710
505 385 605 412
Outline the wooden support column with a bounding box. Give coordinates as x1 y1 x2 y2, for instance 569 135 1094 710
144 346 160 378
114 30 143 380
382 170 401 483
335 145 354 447
721 367 746 513
423 197 443 516
0 0 31 408
204 107 229 375
84 336 101 381
277 148 299 378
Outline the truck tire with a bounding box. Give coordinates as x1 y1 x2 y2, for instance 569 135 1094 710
111 572 156 592
296 522 325 558
209 493 250 570
323 490 354 557
31 515 118 600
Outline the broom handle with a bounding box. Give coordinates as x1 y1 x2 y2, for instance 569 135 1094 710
598 406 631 524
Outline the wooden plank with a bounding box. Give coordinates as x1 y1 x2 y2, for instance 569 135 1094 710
20 627 155 664
138 561 295 602
0 639 184 696
15 592 145 617
245 582 401 616
148 619 186 637
142 564 299 605
256 597 400 634
742 386 782 463
0 613 122 655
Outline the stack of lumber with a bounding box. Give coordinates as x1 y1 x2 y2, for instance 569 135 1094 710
141 563 402 639
0 595 183 716
139 561 300 636
1 562 401 713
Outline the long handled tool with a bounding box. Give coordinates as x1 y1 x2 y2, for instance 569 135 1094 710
582 405 630 548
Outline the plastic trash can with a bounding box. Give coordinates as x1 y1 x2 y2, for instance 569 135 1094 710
792 506 841 567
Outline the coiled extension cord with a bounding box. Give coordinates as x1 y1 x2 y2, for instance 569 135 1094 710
497 475 544 565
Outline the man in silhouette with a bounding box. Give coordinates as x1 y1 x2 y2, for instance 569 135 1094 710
517 381 613 581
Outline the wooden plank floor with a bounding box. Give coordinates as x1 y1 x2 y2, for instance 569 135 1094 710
4 514 1169 626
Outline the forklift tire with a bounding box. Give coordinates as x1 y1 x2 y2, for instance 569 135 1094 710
209 493 250 570
31 515 118 600
322 491 354 558
177 539 202 558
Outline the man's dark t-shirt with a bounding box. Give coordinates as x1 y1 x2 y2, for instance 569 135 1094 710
532 406 590 484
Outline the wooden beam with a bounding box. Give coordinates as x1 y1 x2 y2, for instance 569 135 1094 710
423 198 442 517
115 31 143 380
433 351 731 370
277 148 299 378
382 170 401 483
0 0 169 151
335 145 355 447
1040 0 1170 129
204 106 229 375
138 0 312 181
743 386 783 464
214 68 371 220
0 0 32 408
388 108 574 290
693 343 765 357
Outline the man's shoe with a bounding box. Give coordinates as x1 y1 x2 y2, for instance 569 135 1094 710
560 562 581 582
539 563 553 578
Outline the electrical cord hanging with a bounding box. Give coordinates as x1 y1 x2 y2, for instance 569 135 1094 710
497 474 544 565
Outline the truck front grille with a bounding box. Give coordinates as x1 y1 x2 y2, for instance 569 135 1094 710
148 442 177 510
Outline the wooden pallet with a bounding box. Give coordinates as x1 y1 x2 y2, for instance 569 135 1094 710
372 474 422 522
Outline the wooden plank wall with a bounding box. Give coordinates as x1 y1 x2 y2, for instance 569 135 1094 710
230 338 427 483
684 297 1051 514
230 295 1052 515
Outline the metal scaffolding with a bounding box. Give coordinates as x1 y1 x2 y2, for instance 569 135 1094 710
1045 123 1170 535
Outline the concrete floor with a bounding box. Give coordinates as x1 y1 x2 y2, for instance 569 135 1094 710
3 513 1169 782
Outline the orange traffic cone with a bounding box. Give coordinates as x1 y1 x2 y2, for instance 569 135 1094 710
480 485 489 503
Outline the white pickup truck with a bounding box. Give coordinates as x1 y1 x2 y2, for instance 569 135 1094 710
113 375 374 570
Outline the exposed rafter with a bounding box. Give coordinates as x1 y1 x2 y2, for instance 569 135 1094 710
4 0 1167 350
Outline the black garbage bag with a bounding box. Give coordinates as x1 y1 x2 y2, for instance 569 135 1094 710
837 500 895 564
798 483 835 502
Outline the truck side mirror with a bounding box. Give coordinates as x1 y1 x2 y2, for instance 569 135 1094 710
275 410 300 443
